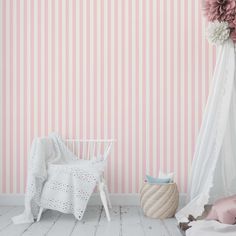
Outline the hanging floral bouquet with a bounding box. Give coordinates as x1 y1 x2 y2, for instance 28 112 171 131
204 0 236 45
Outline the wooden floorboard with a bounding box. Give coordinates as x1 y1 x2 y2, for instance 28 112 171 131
0 206 181 236
22 210 61 236
121 206 145 236
0 221 33 236
46 213 76 236
162 218 182 236
70 206 102 236
95 206 121 236
139 208 168 236
0 206 13 216
0 206 24 232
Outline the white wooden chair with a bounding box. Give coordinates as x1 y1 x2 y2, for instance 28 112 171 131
37 139 114 222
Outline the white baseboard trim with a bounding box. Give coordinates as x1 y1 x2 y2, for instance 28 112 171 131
89 193 140 206
0 194 25 206
0 193 187 207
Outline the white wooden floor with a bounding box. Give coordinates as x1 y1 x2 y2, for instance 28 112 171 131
0 206 182 236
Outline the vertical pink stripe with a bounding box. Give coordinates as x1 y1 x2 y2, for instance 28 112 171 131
72 0 76 138
163 0 167 172
114 0 118 193
10 0 13 193
51 0 55 132
177 1 181 188
30 0 34 142
184 0 188 192
65 0 69 138
38 0 41 136
135 0 139 192
16 0 21 193
107 0 112 191
101 0 104 139
23 0 28 189
58 0 62 133
2 0 6 193
128 0 132 193
149 0 153 176
86 0 90 138
142 0 146 183
198 0 203 129
79 0 83 138
156 0 160 177
45 0 48 135
121 0 125 193
93 0 97 139
169 2 174 173
191 2 196 158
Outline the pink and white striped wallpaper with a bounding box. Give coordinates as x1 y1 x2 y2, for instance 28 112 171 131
0 0 216 194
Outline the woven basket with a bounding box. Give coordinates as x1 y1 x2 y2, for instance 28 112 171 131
140 182 179 219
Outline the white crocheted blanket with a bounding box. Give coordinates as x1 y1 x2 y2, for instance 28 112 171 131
12 133 106 224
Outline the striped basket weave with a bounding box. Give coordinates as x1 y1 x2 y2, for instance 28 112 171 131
140 182 179 219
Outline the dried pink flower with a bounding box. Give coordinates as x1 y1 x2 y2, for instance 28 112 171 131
230 29 236 42
204 0 236 22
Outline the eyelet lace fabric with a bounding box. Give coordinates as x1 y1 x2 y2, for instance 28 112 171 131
39 164 99 220
12 133 106 224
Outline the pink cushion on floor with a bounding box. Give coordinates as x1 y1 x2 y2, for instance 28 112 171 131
206 195 236 224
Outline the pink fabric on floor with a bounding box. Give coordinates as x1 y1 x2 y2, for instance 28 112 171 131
187 220 236 236
206 195 236 224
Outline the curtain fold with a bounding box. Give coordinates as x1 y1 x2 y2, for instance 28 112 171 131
176 39 236 223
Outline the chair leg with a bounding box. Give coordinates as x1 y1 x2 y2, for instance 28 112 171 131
99 182 111 222
37 207 44 222
104 182 112 209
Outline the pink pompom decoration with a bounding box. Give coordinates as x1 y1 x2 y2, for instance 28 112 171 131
230 28 236 42
204 0 236 43
204 0 235 21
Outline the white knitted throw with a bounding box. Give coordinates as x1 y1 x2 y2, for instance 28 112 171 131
12 133 105 224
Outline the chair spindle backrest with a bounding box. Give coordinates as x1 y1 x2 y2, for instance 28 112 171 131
65 139 114 161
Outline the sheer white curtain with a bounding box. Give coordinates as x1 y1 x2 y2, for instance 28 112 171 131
176 39 236 222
